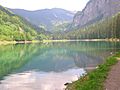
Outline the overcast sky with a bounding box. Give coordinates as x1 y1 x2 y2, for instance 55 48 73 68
0 0 89 11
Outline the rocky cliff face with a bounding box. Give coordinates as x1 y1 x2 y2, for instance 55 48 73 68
73 0 120 28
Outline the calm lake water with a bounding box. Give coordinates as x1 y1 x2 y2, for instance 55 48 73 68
0 41 120 90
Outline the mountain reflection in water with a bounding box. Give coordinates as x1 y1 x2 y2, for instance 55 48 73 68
0 41 120 90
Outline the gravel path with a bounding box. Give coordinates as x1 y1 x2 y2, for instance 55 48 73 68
104 59 120 90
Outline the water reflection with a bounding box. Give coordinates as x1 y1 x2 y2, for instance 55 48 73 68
0 41 120 90
0 69 85 90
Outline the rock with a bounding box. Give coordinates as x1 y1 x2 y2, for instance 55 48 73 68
72 0 120 28
64 82 70 86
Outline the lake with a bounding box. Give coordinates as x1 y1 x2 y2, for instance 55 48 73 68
0 41 120 90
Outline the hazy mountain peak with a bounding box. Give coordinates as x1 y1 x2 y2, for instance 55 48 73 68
10 8 74 32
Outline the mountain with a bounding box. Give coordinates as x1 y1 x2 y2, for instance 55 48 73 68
72 0 120 28
10 8 74 32
54 11 120 40
53 0 120 40
0 5 48 41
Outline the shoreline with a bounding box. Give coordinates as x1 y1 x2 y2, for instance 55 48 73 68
65 52 120 90
43 39 120 43
0 39 119 45
0 40 41 45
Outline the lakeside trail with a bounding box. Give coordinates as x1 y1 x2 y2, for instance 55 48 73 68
104 58 120 90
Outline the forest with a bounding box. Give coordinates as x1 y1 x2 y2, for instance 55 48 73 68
0 5 49 41
1 5 120 41
53 12 120 40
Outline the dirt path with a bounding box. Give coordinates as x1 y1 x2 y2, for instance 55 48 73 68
104 59 120 90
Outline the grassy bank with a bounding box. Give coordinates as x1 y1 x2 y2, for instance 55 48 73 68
0 41 17 45
66 52 120 90
0 40 41 45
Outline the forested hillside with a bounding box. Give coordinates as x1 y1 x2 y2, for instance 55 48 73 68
0 5 49 41
10 8 74 32
53 12 120 40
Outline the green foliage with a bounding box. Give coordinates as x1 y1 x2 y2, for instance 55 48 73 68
0 5 49 41
52 22 71 33
54 13 120 40
66 54 119 90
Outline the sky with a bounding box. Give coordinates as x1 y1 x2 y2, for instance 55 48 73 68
0 0 89 11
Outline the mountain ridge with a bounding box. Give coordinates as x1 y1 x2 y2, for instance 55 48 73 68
10 8 74 32
72 0 120 29
0 5 49 41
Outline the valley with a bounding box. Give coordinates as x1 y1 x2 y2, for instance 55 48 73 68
0 0 120 90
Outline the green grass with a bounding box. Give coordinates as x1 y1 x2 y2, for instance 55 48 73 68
66 53 120 90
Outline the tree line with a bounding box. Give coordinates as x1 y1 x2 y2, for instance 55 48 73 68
53 12 120 40
0 6 49 41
